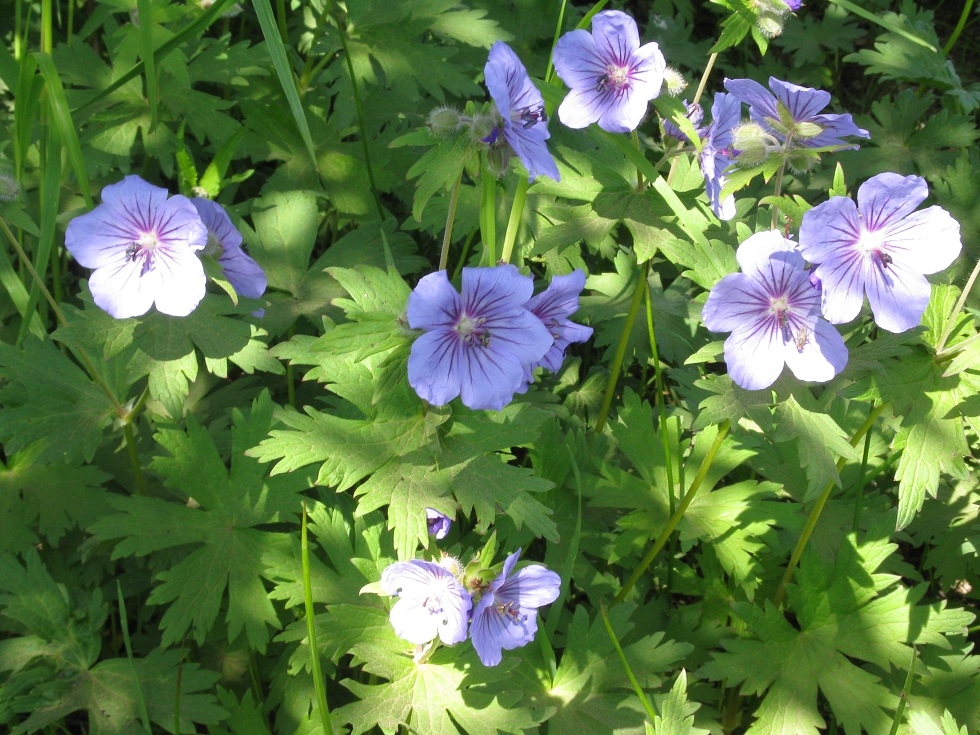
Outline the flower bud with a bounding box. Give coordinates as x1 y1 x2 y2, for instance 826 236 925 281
794 121 824 139
786 149 819 174
485 141 512 178
756 10 785 38
427 106 462 136
468 113 497 145
662 67 688 96
732 123 773 167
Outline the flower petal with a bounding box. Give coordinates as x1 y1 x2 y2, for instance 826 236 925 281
798 196 862 266
724 77 778 121
881 205 961 275
407 271 462 330
702 273 766 333
723 321 785 391
408 329 464 406
552 29 604 90
769 77 831 123
783 319 848 383
856 173 928 231
865 259 932 333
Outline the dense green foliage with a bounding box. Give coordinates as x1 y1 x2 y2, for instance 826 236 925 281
1 0 978 733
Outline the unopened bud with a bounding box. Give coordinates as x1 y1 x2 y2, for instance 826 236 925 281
786 149 819 173
756 10 785 38
794 121 823 139
427 106 462 136
663 67 688 96
732 123 772 167
468 113 497 145
485 142 512 178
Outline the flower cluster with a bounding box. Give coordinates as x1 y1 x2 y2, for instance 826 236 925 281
406 265 591 411
703 174 962 389
64 175 266 319
379 548 561 667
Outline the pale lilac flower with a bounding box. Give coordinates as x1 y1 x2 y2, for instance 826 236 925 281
65 175 207 318
191 198 266 300
552 10 666 133
380 559 472 646
470 549 561 667
661 99 703 141
484 42 560 182
724 76 868 150
525 270 592 375
425 509 452 540
407 266 553 411
782 0 802 10
702 231 848 390
799 173 962 333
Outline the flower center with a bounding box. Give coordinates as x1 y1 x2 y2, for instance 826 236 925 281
513 105 547 129
596 64 631 93
857 228 892 269
496 600 527 623
456 314 491 347
125 231 162 276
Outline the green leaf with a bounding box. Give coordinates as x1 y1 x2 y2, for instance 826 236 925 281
0 338 117 464
653 670 710 735
245 189 319 295
89 392 314 650
702 535 974 735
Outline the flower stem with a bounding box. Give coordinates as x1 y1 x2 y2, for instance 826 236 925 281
772 401 886 607
123 422 147 496
599 602 659 722
612 420 731 606
302 503 335 735
499 176 529 265
544 0 569 84
645 280 676 514
481 160 497 265
943 0 975 55
439 169 464 271
593 260 648 438
631 130 645 192
936 255 980 354
327 1 384 221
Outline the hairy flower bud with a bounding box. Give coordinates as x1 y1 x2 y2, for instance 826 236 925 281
732 123 774 167
0 172 20 202
468 113 498 145
485 141 512 178
427 106 462 137
756 10 786 38
663 67 688 96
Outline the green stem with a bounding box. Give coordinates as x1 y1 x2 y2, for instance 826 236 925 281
543 0 569 84
645 279 675 512
613 420 731 606
40 0 52 54
631 129 645 192
302 503 335 735
439 169 464 271
499 177 528 265
593 260 648 438
935 255 980 353
851 424 873 538
937 330 980 361
123 422 147 496
773 402 886 607
275 0 287 42
599 602 659 722
886 647 917 735
943 0 974 55
481 160 497 265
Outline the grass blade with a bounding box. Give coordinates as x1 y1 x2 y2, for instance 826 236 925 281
302 503 334 735
250 0 318 167
136 0 158 130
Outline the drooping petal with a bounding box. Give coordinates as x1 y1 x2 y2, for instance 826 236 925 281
220 249 267 299
192 197 267 299
807 113 869 149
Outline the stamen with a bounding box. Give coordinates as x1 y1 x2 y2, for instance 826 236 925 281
517 106 547 129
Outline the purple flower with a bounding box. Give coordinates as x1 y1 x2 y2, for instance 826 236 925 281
662 99 704 141
191 198 266 300
782 0 802 10
724 76 868 150
484 42 560 182
65 175 208 318
798 173 962 333
425 508 453 540
700 93 741 220
552 10 666 133
407 266 554 411
470 549 560 667
525 270 593 374
702 231 848 390
380 559 472 646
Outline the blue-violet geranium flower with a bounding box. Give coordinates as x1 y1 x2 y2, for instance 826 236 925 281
191 198 267 300
470 549 561 667
425 508 453 540
702 230 848 390
484 42 560 182
407 265 554 411
724 76 868 151
65 175 208 319
524 269 593 377
380 559 472 646
798 173 962 333
552 10 666 133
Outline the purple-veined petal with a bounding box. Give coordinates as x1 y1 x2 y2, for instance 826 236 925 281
408 330 465 406
798 196 862 265
856 173 928 231
769 77 831 123
552 29 604 90
783 318 848 383
724 77 779 121
881 205 961 275
470 592 539 666
864 259 932 333
407 271 463 330
734 230 800 276
723 321 786 390
500 565 561 608
425 508 453 540
703 273 768 333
